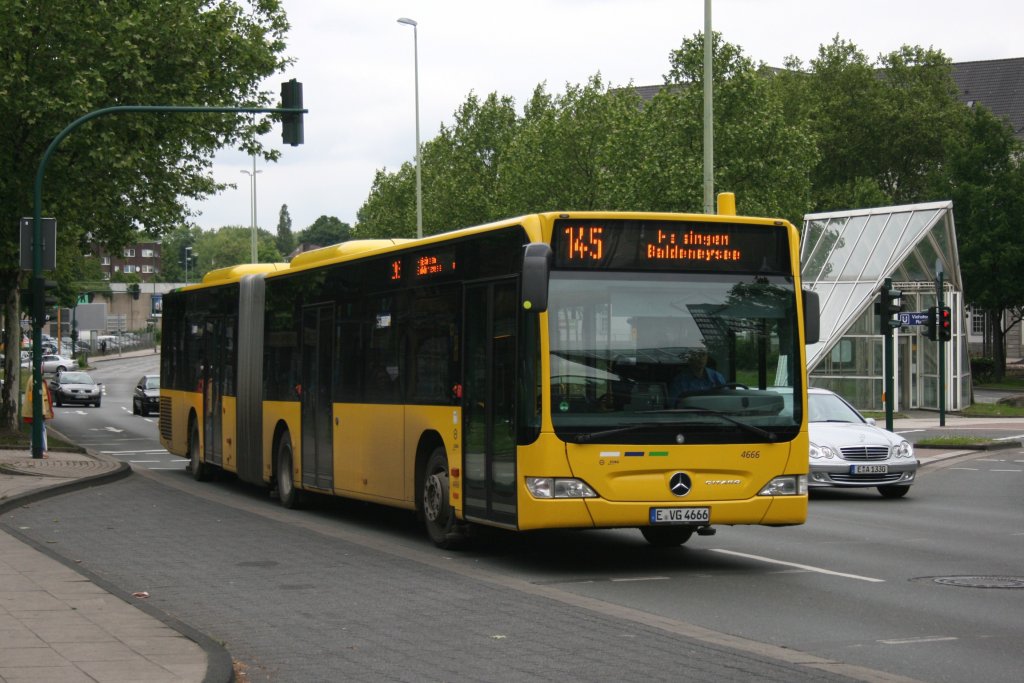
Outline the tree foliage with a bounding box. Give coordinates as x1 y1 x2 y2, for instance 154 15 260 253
276 204 295 256
297 215 351 248
354 30 1024 377
0 0 291 428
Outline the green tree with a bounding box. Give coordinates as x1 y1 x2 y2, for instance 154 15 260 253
500 77 645 215
793 37 967 211
944 106 1024 379
0 0 291 429
191 226 283 277
297 216 351 247
356 165 418 238
276 203 295 256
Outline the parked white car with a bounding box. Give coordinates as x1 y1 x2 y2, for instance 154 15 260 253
40 354 76 374
807 388 918 498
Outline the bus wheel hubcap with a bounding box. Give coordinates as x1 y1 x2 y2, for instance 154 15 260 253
424 472 448 523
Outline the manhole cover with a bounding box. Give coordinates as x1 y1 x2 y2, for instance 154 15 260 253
931 576 1024 589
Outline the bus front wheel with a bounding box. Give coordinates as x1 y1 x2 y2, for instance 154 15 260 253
640 526 694 547
189 421 210 482
422 447 458 547
276 434 302 509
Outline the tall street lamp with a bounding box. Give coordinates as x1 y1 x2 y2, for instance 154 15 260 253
241 155 262 262
397 16 422 239
184 246 192 285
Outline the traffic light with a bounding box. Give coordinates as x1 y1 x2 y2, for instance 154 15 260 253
877 282 903 334
925 306 939 341
42 279 58 307
281 79 304 146
939 305 952 341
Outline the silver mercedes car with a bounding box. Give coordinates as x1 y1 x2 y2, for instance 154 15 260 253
807 388 918 498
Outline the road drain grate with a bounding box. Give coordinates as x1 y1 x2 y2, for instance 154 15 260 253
930 576 1024 589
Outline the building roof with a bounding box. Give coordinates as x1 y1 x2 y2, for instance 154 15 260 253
951 58 1024 137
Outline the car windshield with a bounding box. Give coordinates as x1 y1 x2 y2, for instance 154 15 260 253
61 372 92 384
808 393 865 423
144 377 160 389
547 270 804 444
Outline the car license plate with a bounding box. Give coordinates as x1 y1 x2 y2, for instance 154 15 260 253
649 507 710 525
851 464 888 474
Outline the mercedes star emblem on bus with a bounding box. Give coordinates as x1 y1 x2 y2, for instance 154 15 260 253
669 472 692 497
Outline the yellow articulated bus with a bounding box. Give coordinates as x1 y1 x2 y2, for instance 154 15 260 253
159 200 819 548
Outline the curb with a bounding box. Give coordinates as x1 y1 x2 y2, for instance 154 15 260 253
0 443 234 683
915 440 1022 451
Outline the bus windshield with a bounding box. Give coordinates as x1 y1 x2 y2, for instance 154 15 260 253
548 270 802 444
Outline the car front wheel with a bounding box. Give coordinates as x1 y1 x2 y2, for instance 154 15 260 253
878 484 910 498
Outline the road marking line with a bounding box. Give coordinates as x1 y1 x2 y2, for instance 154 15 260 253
879 636 957 645
993 434 1024 441
610 576 670 582
711 549 885 583
129 460 161 463
101 449 169 454
991 469 1022 472
949 467 978 471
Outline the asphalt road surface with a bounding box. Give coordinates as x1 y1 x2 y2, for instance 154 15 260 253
9 357 1020 682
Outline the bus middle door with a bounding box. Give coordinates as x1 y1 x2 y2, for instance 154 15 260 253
300 304 334 491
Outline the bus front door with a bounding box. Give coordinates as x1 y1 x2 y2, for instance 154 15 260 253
300 305 334 490
463 280 518 527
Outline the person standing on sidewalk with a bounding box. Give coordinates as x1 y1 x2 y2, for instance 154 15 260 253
21 374 55 457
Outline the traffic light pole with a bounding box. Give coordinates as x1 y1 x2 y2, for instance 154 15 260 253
29 100 306 458
878 278 902 432
937 271 945 427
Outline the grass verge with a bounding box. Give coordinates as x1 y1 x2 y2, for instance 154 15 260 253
0 424 84 452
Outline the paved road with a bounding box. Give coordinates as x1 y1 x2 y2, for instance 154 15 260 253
1 472 871 683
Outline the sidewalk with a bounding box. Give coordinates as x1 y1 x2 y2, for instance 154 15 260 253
0 448 230 683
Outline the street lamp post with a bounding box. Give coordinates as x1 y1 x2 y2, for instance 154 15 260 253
397 17 422 239
184 246 192 285
241 155 262 263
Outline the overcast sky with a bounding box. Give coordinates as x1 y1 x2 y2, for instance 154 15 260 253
188 0 1024 234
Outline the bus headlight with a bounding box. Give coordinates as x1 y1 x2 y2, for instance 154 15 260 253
758 475 808 496
526 477 598 499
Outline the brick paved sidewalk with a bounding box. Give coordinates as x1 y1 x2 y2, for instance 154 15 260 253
1 448 229 683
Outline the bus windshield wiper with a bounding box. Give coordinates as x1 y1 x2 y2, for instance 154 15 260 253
569 409 777 444
570 422 667 444
639 408 778 441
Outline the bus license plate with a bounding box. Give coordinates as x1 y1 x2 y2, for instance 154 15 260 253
851 464 888 474
650 507 710 525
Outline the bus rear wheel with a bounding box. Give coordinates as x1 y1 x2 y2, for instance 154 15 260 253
189 420 210 482
422 447 459 548
276 434 301 509
640 526 694 547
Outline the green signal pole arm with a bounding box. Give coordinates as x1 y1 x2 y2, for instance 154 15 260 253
30 103 307 458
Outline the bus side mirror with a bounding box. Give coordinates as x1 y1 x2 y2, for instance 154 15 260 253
803 289 820 345
521 243 552 313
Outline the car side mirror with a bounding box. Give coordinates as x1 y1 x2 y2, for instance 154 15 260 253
865 417 876 426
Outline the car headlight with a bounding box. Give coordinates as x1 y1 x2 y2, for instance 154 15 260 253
894 440 914 459
525 477 598 499
809 441 837 459
758 475 808 496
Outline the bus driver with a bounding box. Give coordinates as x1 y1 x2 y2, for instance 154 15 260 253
669 347 725 405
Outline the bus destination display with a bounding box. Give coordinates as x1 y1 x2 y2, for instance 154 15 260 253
553 219 789 273
390 249 457 282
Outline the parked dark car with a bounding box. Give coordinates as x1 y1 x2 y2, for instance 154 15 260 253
133 374 160 416
48 371 102 407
